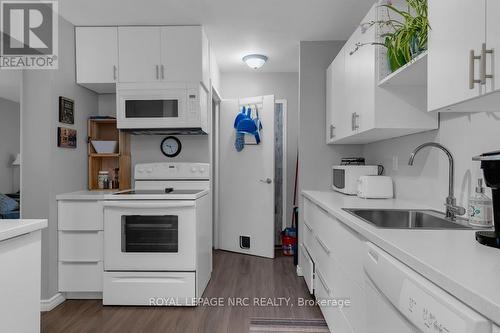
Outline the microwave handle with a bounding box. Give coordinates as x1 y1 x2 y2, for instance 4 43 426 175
102 201 195 209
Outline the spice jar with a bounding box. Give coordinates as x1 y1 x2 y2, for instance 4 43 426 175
98 171 109 190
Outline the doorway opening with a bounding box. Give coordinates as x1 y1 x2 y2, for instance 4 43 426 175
274 100 287 245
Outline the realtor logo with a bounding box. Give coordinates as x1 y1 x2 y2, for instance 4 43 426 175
0 1 58 69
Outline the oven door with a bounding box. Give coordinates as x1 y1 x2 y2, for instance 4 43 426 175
103 201 196 271
116 88 193 129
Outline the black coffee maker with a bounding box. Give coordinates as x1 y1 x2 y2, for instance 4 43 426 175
473 151 500 248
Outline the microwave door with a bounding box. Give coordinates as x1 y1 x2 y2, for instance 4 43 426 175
125 99 179 119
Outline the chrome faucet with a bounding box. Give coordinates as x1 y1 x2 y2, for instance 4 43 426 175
408 142 466 220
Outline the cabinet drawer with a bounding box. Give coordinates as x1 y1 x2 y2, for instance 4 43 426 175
311 202 365 285
301 219 315 257
303 198 317 231
315 265 353 333
103 271 195 306
59 231 103 262
59 261 103 292
336 265 366 333
58 201 103 230
299 243 314 295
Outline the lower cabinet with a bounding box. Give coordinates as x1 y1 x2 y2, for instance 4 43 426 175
302 198 366 333
301 196 497 333
57 200 104 295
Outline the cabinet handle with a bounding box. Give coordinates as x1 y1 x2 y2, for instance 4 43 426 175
113 65 117 81
161 65 165 79
316 269 331 295
330 124 335 139
469 49 482 89
480 43 494 85
304 221 313 232
155 65 159 80
315 235 331 255
351 112 359 131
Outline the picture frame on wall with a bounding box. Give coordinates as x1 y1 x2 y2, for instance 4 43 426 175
57 127 77 148
59 96 74 124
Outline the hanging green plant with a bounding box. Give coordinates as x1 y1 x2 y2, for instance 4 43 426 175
362 0 429 72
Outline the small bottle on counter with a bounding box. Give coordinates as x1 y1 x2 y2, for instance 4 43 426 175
468 178 493 227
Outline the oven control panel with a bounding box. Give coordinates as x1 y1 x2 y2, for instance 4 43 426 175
135 163 209 180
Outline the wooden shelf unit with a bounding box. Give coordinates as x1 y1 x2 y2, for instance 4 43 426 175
87 119 131 190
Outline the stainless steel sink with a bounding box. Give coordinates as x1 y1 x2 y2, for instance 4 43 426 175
343 209 484 230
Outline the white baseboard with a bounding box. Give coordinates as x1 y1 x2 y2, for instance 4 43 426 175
40 293 65 312
296 265 304 277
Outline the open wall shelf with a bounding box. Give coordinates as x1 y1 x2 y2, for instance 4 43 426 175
87 119 131 190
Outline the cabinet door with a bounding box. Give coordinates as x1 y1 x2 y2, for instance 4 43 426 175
160 26 202 83
428 0 486 111
328 48 349 142
201 30 211 91
344 9 376 135
118 27 161 83
75 27 118 84
486 0 500 93
326 61 335 143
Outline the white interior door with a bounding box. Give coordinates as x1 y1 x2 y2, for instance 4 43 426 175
219 95 275 258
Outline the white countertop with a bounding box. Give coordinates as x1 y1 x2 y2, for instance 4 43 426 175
56 190 119 200
302 190 500 325
0 219 47 242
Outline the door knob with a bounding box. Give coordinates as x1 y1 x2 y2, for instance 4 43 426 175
260 178 272 184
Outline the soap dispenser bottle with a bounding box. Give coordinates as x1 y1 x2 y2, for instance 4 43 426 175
468 179 493 227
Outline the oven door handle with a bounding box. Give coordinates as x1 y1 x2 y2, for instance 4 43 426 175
102 201 195 209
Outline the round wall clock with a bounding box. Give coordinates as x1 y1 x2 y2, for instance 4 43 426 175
160 136 182 158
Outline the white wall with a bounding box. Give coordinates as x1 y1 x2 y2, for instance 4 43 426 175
298 41 363 193
297 41 363 269
363 112 500 210
220 72 299 226
22 17 98 300
0 98 20 193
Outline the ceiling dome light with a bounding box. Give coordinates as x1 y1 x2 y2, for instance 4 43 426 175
242 54 268 69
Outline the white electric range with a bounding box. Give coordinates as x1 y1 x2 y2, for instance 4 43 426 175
102 162 212 306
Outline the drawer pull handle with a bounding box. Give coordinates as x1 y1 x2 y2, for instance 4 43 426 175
316 269 331 295
316 205 330 216
304 221 313 232
368 249 379 263
315 235 331 255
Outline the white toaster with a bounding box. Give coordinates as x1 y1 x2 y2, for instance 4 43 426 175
357 176 393 199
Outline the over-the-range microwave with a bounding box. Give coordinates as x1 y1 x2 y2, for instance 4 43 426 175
116 82 208 133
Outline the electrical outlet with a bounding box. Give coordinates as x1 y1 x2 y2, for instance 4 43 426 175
392 155 399 171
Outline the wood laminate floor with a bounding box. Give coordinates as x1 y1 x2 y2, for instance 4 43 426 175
42 250 323 333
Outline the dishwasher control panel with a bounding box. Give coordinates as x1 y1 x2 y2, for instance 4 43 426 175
364 242 491 333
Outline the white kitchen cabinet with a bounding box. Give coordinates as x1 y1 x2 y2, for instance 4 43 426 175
201 30 210 91
428 0 500 112
58 200 104 294
486 0 500 94
0 229 43 333
326 4 437 144
326 49 348 143
427 0 486 111
118 26 162 83
160 26 203 83
75 27 118 93
301 198 366 332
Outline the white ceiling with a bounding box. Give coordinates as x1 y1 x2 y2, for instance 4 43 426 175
60 0 375 73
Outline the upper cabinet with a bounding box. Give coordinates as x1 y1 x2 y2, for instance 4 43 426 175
326 3 437 144
75 27 119 93
76 26 211 93
118 27 162 83
428 0 500 112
